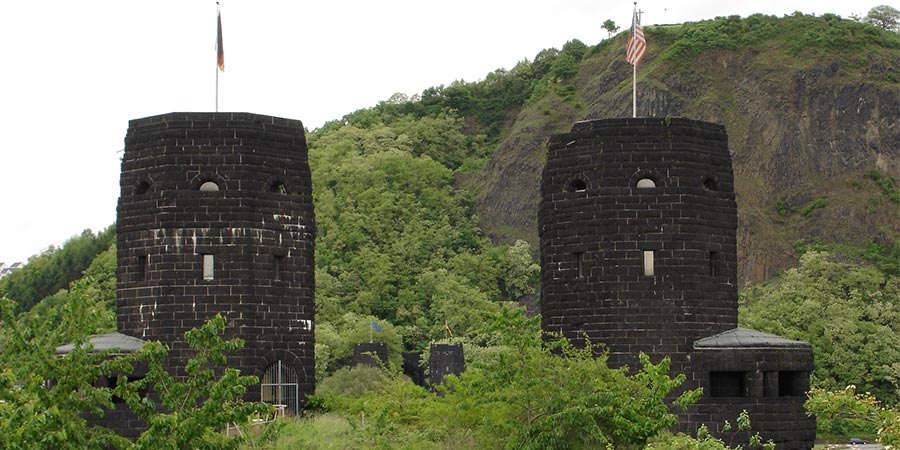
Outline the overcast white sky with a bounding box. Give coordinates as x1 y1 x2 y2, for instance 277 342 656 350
0 0 890 264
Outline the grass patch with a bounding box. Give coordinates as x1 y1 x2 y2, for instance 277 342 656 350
801 198 828 217
865 170 900 204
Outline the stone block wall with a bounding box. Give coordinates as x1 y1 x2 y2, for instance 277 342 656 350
116 112 315 406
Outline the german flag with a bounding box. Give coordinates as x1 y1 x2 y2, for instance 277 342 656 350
216 8 224 71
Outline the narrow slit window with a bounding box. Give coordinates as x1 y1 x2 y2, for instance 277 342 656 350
574 252 585 278
137 255 148 282
709 251 720 277
642 250 655 276
202 254 215 280
274 255 284 282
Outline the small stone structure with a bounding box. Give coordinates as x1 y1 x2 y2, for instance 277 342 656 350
353 342 389 367
116 112 316 413
429 343 465 388
402 351 427 386
56 333 149 439
539 117 815 449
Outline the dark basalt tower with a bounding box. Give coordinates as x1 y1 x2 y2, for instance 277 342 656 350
540 117 814 449
116 112 315 413
540 117 738 372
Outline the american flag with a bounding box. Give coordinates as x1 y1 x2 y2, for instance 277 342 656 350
626 7 646 65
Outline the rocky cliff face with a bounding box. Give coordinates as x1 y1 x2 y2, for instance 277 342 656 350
460 18 900 285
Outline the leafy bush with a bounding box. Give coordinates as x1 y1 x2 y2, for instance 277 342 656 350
866 169 900 204
801 197 827 217
295 306 702 450
659 13 900 63
314 314 404 380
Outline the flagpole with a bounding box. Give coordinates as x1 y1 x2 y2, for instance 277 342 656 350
633 58 637 118
632 2 637 118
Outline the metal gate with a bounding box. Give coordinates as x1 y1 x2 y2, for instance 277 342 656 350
260 360 299 415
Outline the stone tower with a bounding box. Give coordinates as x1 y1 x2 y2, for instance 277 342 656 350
116 112 315 413
540 117 814 449
540 117 737 372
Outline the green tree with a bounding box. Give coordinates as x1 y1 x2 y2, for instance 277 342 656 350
110 315 277 449
602 19 620 37
864 5 900 32
739 251 900 405
0 245 118 448
0 226 115 313
18 244 117 340
806 386 900 446
309 119 527 352
0 287 278 449
303 306 702 449
429 307 700 449
314 313 404 380
0 283 125 449
500 239 540 299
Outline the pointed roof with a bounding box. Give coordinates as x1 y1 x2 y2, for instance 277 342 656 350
694 327 810 349
56 332 146 355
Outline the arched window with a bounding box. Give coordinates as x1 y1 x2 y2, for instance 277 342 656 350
135 180 152 195
269 182 287 194
566 178 587 193
703 177 718 191
636 178 656 188
261 360 299 415
199 181 220 192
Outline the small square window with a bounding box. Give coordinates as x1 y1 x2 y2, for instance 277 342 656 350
778 371 807 397
710 371 748 397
